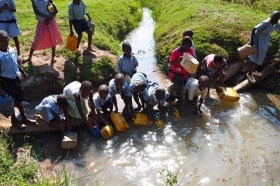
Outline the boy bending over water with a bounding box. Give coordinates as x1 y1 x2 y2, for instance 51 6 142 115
63 80 97 131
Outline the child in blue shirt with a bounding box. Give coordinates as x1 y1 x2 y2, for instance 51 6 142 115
129 72 149 112
0 30 36 129
116 41 138 77
147 82 170 122
109 73 132 115
68 0 94 52
93 84 113 126
0 0 21 56
35 94 70 132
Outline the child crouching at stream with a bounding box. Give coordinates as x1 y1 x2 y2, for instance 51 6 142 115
63 80 98 132
93 84 113 127
35 94 70 132
0 30 36 129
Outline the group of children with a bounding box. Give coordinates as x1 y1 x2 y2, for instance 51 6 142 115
0 0 279 132
0 0 94 64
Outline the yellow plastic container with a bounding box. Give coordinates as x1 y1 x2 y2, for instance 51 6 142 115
237 44 256 59
219 87 240 102
66 35 78 51
100 125 114 139
180 53 199 74
110 112 129 131
156 119 164 128
173 108 180 118
133 113 152 126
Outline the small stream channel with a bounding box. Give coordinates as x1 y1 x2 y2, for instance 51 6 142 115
41 8 280 185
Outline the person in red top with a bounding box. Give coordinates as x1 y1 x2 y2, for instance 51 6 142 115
169 36 194 82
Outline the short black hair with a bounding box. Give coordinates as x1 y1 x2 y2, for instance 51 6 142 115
122 41 131 50
81 80 92 91
183 29 194 38
271 11 280 19
155 88 166 99
57 94 68 106
173 77 184 86
182 36 193 47
214 54 224 63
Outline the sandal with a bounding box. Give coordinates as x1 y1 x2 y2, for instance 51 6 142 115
21 117 37 125
246 73 256 83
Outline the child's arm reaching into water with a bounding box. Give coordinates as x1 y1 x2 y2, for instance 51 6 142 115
73 93 93 131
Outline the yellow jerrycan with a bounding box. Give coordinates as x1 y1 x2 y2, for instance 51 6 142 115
219 87 240 102
100 125 114 139
173 108 180 118
133 113 153 126
110 112 129 131
66 35 78 51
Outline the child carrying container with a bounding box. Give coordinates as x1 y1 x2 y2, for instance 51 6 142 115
116 41 139 77
169 36 194 82
68 0 94 52
23 0 62 64
246 11 280 83
35 94 70 131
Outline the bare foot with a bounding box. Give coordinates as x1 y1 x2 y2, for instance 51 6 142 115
22 58 32 64
51 58 57 64
86 47 96 52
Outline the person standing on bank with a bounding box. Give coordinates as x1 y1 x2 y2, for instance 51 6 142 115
68 0 94 53
0 30 36 129
0 0 21 57
23 0 62 64
246 11 280 83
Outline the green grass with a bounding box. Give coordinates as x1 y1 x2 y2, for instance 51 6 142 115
15 0 142 55
146 0 280 70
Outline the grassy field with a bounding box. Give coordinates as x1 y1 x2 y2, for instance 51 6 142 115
145 0 280 69
15 0 142 55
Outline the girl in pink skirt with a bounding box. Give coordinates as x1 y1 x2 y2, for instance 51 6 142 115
23 0 62 64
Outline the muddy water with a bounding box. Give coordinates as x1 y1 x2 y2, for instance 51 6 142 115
44 9 280 185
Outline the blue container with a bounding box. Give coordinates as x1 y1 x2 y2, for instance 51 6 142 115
0 93 14 117
91 126 101 138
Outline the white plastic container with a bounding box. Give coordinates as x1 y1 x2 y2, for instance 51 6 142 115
237 44 256 59
180 53 199 74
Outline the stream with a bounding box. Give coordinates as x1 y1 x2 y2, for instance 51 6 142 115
41 8 280 185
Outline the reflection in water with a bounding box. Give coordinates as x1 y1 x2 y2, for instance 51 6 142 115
48 9 280 185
